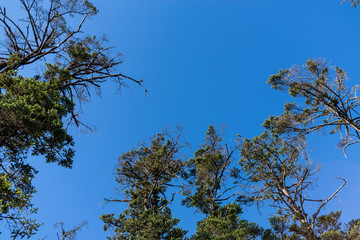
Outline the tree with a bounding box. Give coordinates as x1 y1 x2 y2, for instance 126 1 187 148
265 59 360 156
193 203 273 240
256 58 360 238
0 0 144 238
183 126 269 240
0 72 74 238
100 130 187 240
239 130 348 240
0 0 144 118
183 126 241 214
269 211 360 240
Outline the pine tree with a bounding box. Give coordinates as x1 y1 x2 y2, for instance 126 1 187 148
101 131 187 240
184 126 269 240
0 0 144 237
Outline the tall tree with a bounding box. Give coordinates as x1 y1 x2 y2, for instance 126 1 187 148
183 126 269 240
0 72 74 238
183 126 241 214
265 59 360 156
0 0 144 238
239 130 348 240
100 130 187 240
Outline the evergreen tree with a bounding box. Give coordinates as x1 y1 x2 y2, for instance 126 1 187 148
269 211 360 239
239 130 350 240
101 131 187 240
265 59 360 156
184 126 269 240
0 71 74 238
0 0 144 237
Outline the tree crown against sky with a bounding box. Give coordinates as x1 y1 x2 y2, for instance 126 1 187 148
4 1 356 238
183 126 272 240
239 128 352 239
265 59 360 156
0 0 144 238
103 122 360 239
101 131 187 240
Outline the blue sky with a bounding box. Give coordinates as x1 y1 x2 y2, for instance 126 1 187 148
2 0 360 239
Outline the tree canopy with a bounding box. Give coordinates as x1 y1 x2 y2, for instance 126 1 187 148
100 131 187 240
265 59 360 156
1 0 360 239
0 0 143 238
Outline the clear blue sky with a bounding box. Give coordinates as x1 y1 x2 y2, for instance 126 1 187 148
2 0 360 239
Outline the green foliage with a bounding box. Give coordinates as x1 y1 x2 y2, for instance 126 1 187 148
183 125 241 214
239 129 350 240
192 203 272 240
269 211 360 240
247 58 360 239
183 126 268 239
101 208 186 240
239 130 303 203
101 132 187 240
0 71 76 238
0 71 75 166
0 0 143 237
265 59 360 155
0 173 41 239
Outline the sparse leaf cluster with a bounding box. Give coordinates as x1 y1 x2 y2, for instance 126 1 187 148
265 59 360 156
